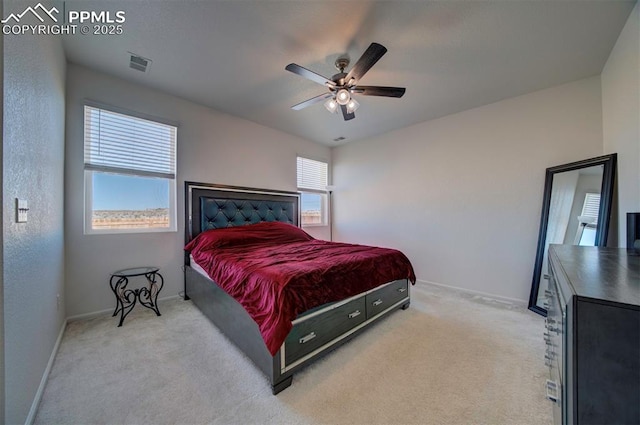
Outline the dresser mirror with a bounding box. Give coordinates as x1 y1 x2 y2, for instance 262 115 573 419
528 154 617 316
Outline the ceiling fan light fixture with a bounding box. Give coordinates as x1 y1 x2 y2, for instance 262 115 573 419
324 98 339 113
335 89 351 105
346 98 360 114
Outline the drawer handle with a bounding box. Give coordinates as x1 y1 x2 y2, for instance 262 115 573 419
397 287 407 293
348 310 361 319
372 299 383 306
299 332 317 344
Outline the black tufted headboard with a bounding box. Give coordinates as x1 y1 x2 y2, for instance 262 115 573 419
185 182 300 252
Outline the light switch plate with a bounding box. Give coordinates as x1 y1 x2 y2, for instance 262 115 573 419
16 199 28 223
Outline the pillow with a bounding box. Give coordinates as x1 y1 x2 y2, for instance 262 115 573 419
185 221 313 253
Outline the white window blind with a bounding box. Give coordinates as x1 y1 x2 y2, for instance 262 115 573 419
581 193 601 221
84 105 177 179
297 157 328 192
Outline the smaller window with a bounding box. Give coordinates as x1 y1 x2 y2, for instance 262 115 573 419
300 192 327 226
297 156 329 226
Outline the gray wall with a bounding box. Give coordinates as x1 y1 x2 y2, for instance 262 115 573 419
602 3 640 247
64 64 331 318
332 77 604 302
1 0 5 420
3 22 66 425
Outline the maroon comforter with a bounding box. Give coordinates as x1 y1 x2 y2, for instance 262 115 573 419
186 221 416 355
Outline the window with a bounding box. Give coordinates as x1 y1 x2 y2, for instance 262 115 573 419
296 156 329 226
580 192 601 222
84 105 177 234
575 192 600 245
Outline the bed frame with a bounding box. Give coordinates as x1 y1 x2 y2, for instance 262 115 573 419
184 181 410 394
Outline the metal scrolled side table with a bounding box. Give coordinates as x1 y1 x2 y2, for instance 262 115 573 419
109 266 164 326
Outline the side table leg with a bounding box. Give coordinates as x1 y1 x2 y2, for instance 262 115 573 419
138 272 164 316
110 276 126 317
110 276 138 327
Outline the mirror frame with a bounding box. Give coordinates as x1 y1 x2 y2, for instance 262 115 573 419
528 153 617 316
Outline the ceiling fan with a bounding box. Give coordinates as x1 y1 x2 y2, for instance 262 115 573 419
285 42 406 121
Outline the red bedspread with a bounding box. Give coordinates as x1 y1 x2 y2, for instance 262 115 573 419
186 222 416 355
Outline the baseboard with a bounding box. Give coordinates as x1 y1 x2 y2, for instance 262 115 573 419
25 320 67 425
415 279 527 307
66 294 181 322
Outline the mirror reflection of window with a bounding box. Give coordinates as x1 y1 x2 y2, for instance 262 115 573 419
574 193 600 245
561 165 603 245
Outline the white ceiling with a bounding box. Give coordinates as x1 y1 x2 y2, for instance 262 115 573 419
61 0 636 146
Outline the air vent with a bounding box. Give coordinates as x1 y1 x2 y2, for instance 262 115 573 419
128 53 151 73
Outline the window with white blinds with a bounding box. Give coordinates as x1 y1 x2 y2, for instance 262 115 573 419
297 156 328 192
84 106 176 178
296 156 329 226
581 193 601 221
83 105 177 234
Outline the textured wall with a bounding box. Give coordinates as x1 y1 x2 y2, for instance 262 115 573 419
3 24 66 425
64 64 330 318
602 3 640 247
333 77 604 302
1 0 5 420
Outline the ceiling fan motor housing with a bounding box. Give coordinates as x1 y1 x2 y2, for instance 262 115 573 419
334 57 350 72
331 72 348 87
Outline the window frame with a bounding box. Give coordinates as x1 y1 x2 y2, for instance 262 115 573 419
83 102 178 235
299 192 328 227
296 156 330 228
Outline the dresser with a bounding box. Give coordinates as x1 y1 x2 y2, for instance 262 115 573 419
545 245 639 425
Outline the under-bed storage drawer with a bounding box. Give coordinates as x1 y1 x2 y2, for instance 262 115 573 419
284 296 366 365
366 279 409 318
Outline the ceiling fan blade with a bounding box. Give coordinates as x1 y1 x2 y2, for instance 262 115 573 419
291 93 333 110
285 63 335 87
340 105 355 121
352 86 406 98
344 42 387 83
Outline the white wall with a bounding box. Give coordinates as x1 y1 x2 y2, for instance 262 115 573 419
65 64 330 317
332 77 603 302
602 2 640 247
3 26 66 424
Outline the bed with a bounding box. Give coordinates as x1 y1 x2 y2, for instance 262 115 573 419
184 182 415 394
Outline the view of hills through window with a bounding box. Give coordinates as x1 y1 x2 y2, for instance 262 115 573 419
93 174 324 229
91 173 170 230
301 193 322 225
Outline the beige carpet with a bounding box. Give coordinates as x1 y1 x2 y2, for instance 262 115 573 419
34 284 553 425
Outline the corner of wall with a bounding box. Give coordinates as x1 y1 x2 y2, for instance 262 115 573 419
601 2 640 247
